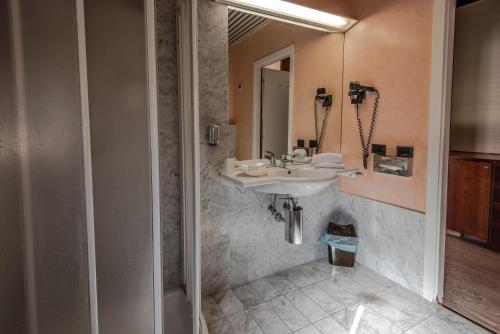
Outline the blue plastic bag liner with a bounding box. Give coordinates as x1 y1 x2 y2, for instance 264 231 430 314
318 233 358 253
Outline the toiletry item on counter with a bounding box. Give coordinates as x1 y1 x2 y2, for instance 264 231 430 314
312 152 345 169
224 158 269 176
239 159 268 176
224 157 238 174
293 139 309 157
309 140 318 156
291 148 311 163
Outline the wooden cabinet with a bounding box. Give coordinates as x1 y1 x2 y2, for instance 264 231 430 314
491 161 500 252
447 152 500 249
447 158 492 242
445 152 500 332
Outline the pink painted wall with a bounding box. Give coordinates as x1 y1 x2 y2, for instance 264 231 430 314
229 21 345 160
339 0 433 212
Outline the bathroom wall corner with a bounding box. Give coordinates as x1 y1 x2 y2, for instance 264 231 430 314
198 0 234 296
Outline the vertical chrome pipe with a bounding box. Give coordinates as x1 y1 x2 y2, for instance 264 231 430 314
284 198 303 245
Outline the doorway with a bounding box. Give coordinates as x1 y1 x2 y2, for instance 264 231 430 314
425 0 500 332
442 0 500 331
252 46 294 159
261 64 290 158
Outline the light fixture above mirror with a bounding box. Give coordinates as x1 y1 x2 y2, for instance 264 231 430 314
214 0 358 32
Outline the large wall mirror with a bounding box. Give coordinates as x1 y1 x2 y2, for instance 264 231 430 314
228 9 345 161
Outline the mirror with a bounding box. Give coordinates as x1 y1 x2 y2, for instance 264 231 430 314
228 9 345 161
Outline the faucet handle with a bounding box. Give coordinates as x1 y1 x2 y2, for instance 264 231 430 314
264 151 276 167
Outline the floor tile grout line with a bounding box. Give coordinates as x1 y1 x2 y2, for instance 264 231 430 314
248 300 293 334
312 313 337 329
402 308 442 333
223 314 237 333
206 313 236 333
264 276 299 296
232 283 292 334
362 284 443 332
272 293 315 331
298 285 341 317
264 299 299 333
202 297 227 325
283 289 332 325
221 287 263 332
362 301 411 333
247 310 268 334
300 280 360 314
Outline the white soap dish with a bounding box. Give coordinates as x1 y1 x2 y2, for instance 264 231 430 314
239 159 268 176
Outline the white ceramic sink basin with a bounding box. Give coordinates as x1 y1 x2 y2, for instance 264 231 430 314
221 166 338 197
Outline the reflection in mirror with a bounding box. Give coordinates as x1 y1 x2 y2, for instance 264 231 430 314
259 54 291 159
228 9 345 161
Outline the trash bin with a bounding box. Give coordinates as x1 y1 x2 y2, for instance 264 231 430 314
319 222 357 267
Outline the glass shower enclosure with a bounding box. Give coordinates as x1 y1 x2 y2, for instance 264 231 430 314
1 0 163 333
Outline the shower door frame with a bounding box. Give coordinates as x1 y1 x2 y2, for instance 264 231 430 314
75 0 163 333
145 0 164 332
178 0 201 333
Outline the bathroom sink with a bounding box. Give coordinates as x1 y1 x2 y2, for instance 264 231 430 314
221 165 338 197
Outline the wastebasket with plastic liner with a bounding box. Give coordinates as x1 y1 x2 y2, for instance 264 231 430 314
319 222 357 267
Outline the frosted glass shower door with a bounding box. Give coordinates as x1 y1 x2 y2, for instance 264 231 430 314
5 0 162 333
8 0 92 333
84 0 158 333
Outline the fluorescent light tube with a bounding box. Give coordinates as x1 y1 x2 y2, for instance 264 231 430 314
216 0 357 32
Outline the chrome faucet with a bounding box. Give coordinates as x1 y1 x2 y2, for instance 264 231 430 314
264 151 276 167
280 154 293 168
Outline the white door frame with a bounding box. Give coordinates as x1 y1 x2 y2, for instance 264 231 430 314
178 0 201 333
252 45 295 159
422 0 456 302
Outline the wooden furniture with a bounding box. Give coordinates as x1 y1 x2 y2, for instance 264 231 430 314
444 152 500 332
443 235 500 333
447 152 500 250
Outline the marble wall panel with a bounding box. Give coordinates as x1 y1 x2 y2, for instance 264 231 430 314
157 0 182 289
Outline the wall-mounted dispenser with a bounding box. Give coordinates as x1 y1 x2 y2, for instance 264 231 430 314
372 144 414 177
208 125 220 145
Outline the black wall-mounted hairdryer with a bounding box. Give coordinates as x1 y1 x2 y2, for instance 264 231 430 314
348 81 376 104
315 87 332 108
348 81 380 169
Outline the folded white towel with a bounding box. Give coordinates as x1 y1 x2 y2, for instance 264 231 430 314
314 162 345 169
312 153 343 165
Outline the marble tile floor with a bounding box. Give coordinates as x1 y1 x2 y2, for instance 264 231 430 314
202 259 490 334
